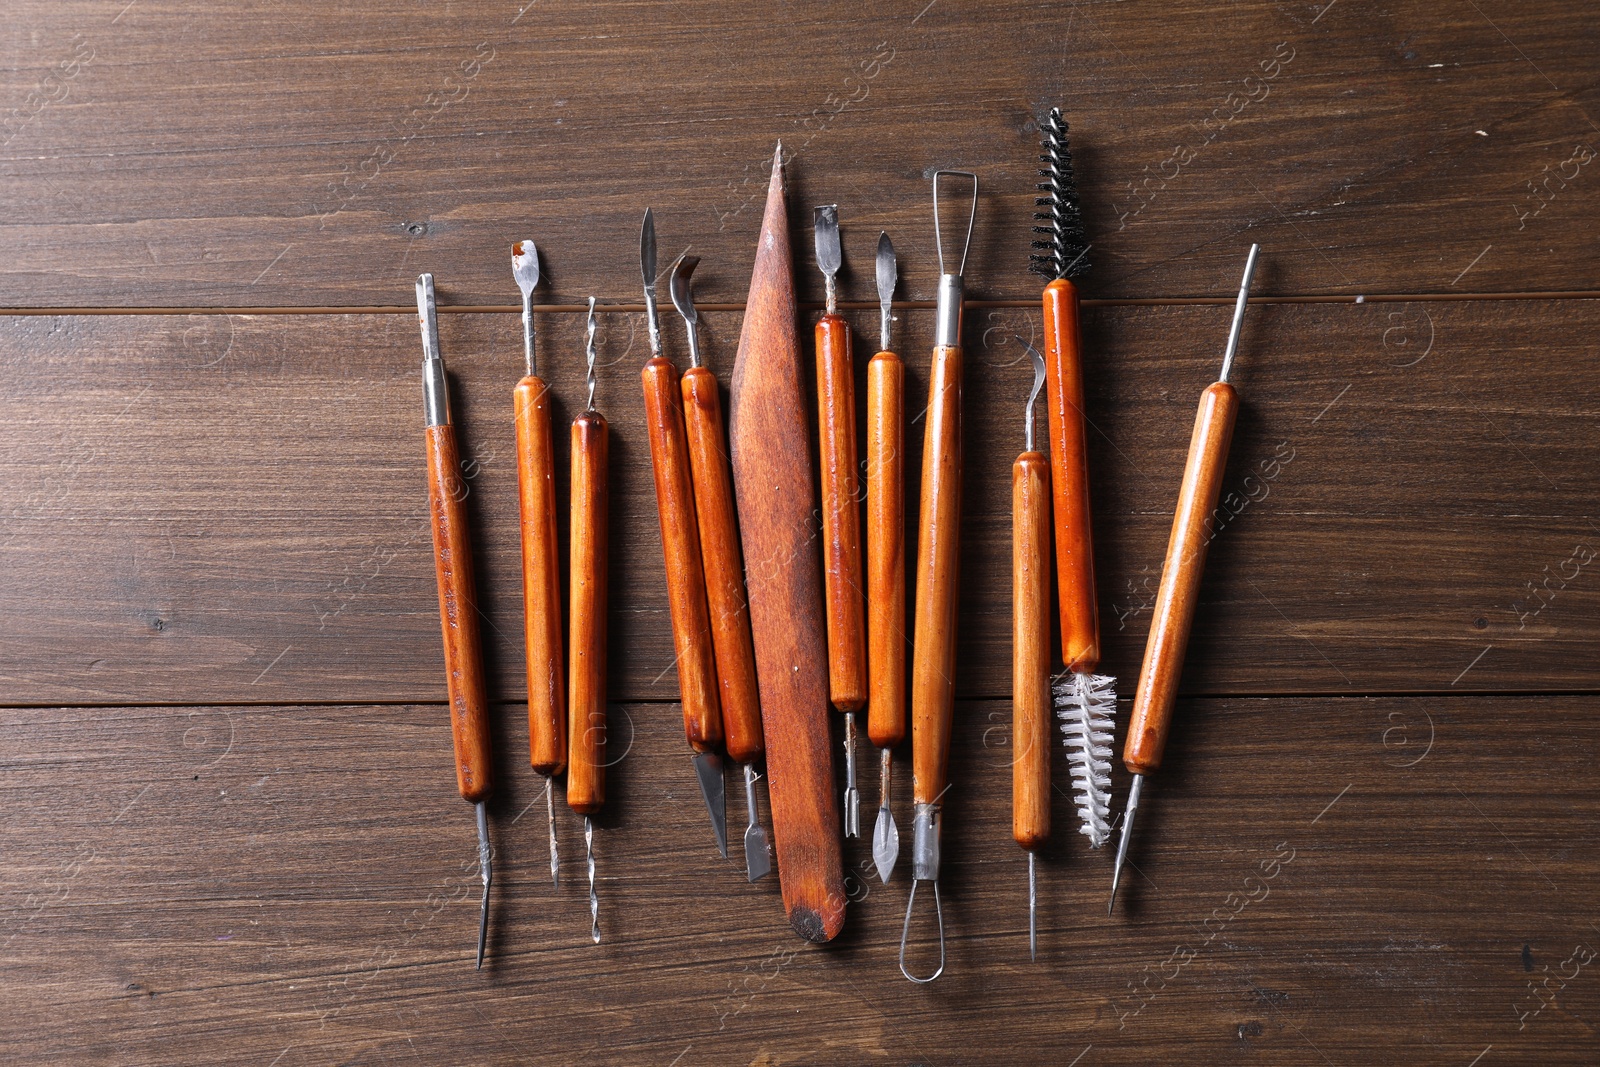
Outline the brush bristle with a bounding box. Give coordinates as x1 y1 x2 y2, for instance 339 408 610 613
1056 671 1116 847
1029 107 1091 281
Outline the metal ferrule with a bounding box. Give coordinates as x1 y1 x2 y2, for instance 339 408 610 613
423 357 450 427
684 321 702 368
824 273 838 317
521 294 537 378
644 290 661 358
935 274 964 348
911 802 941 881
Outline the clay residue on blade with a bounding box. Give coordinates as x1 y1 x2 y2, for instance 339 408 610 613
726 145 846 943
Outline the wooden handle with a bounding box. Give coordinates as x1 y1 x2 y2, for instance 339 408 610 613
865 350 906 751
1042 278 1101 673
566 412 608 814
815 314 867 712
1124 382 1239 775
424 424 493 804
641 357 723 752
1012 451 1051 850
514 375 566 777
910 344 964 807
682 366 764 765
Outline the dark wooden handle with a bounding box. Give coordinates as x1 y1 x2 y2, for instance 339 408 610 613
682 366 764 765
424 423 493 804
865 350 906 751
1012 451 1051 850
1042 278 1101 674
1125 382 1239 775
514 375 567 777
566 412 608 814
815 313 867 713
641 357 724 752
910 344 963 807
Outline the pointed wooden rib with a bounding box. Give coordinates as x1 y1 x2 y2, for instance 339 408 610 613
727 147 845 942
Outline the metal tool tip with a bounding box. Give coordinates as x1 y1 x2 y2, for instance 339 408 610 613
512 240 540 291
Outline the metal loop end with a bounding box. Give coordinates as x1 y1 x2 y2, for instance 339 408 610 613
898 879 946 984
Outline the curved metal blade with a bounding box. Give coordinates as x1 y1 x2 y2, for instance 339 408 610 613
640 209 657 291
668 254 700 326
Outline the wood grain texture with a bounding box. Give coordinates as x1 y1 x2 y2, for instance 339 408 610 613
910 343 964 807
424 422 493 803
2 3 1600 306
4 694 1599 1065
814 312 867 713
727 158 844 942
680 365 762 766
865 349 907 751
513 374 565 777
1043 278 1103 674
1012 451 1051 851
640 356 722 752
565 411 607 815
1126 383 1240 777
1 299 1599 707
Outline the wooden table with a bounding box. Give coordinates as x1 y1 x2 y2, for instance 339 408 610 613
4 2 1598 1063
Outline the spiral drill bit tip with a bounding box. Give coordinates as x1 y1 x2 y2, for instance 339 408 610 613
1029 107 1091 281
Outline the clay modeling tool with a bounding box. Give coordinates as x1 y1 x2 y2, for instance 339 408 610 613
1109 244 1260 914
900 170 978 984
867 230 905 884
727 145 846 942
668 253 772 882
812 204 867 839
638 209 729 857
567 298 608 943
415 272 495 969
511 239 565 886
1012 343 1050 961
1028 108 1117 851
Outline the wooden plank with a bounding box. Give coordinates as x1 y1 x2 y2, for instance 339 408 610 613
1 299 1596 706
2 694 1596 1063
0 2 1597 307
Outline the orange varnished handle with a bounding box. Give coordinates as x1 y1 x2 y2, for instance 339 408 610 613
682 366 764 765
567 412 608 814
866 350 906 751
1042 278 1101 673
424 424 493 803
910 344 963 807
815 314 867 712
1012 451 1051 849
641 357 723 752
1124 382 1239 775
514 375 566 777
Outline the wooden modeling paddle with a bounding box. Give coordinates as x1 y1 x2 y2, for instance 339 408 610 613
727 145 846 943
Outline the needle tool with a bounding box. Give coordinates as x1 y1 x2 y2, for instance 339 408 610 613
416 273 496 969
568 298 609 942
1109 244 1261 914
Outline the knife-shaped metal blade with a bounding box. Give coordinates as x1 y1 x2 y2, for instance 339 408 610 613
641 208 661 357
692 749 728 858
875 231 897 353
813 205 841 280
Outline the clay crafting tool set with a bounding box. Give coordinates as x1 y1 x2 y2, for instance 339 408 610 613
404 115 1265 980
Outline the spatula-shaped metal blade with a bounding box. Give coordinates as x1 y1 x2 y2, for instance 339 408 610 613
742 764 772 881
